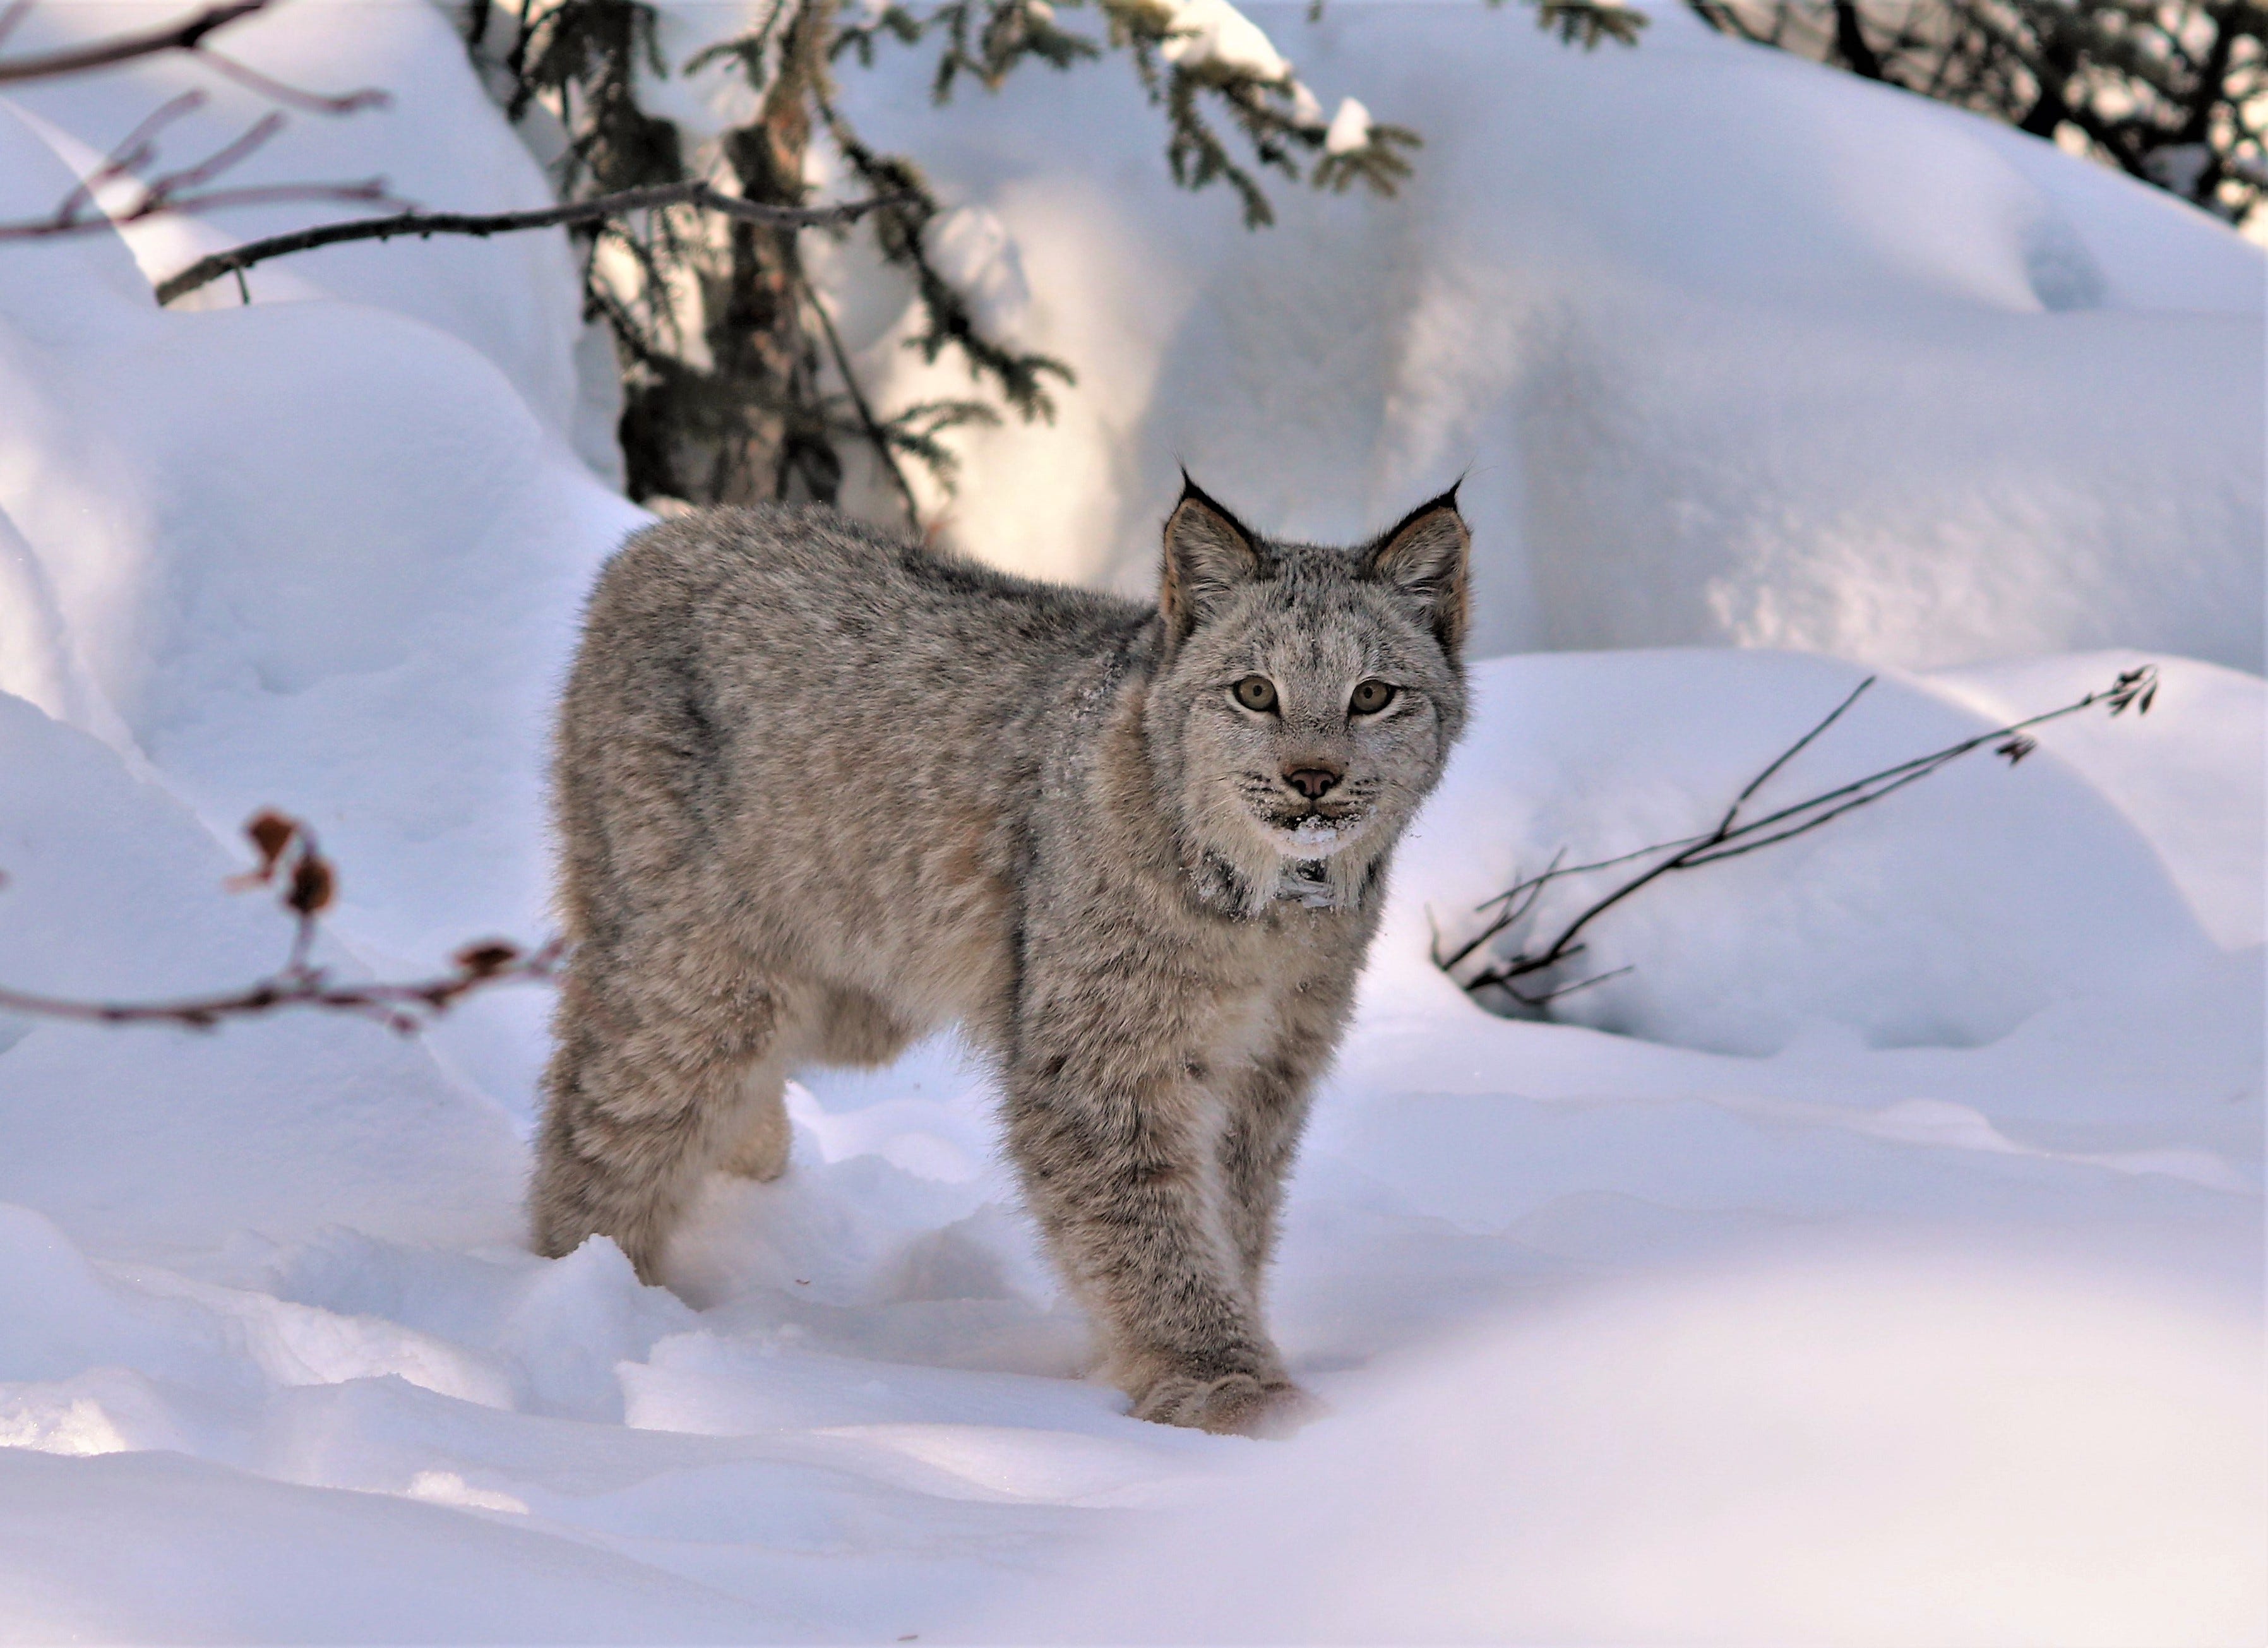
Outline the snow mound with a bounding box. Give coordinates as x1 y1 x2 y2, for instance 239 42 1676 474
1001 1251 2267 1647
0 692 523 1257
0 0 604 469
830 1 2263 671
0 92 647 1118
0 1447 789 1644
1385 648 2228 1055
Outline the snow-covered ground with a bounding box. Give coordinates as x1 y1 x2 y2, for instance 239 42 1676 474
0 1 2260 1641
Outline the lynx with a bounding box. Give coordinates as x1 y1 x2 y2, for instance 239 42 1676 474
532 478 1471 1435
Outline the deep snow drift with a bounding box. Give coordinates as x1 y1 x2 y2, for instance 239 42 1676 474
821 0 2265 671
0 0 2261 1641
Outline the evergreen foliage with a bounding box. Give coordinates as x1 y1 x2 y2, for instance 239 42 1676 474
1686 0 2265 227
458 0 1576 520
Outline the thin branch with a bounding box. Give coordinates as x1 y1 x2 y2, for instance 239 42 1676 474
0 0 266 85
802 271 926 530
0 179 398 241
194 46 389 114
1485 961 1634 1012
0 4 393 246
0 0 37 56
0 810 563 1037
153 182 913 305
1441 664 2162 1010
0 941 565 1036
1721 674 1872 821
45 88 215 228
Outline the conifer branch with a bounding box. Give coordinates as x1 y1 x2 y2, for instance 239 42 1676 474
470 0 1633 506
818 94 1075 424
152 182 910 304
1522 0 1649 49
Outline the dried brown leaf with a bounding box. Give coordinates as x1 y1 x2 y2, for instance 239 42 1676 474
286 854 335 916
452 940 520 977
244 809 297 873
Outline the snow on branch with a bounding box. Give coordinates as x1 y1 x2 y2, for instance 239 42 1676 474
0 811 563 1036
149 182 913 304
1435 664 2161 1014
835 0 1435 227
1104 0 1419 224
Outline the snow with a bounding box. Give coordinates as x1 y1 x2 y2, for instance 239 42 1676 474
1320 95 1371 156
828 1 2264 672
0 0 599 465
0 1 2260 1640
1155 0 1295 82
1004 1254 2265 1645
919 206 1037 345
1399 650 2217 1056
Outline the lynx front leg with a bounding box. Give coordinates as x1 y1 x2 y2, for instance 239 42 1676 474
1219 1054 1317 1309
1220 960 1356 1305
1003 1041 1306 1437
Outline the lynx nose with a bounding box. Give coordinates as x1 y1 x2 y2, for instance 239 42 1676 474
1284 765 1343 801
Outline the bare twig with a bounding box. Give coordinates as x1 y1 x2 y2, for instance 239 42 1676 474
0 0 266 85
0 0 38 56
0 88 399 241
0 810 563 1036
1438 664 2161 1012
0 1 393 244
153 184 914 305
803 270 925 529
192 45 387 114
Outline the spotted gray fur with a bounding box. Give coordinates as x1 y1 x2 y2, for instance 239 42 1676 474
532 479 1471 1435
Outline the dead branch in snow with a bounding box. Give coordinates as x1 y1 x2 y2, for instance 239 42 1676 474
152 184 915 304
0 810 563 1036
1436 664 2160 1013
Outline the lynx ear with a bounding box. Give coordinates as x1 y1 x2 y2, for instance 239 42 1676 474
1361 486 1471 657
1161 474 1264 640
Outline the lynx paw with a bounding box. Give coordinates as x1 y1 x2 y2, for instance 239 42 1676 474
1131 1373 1323 1438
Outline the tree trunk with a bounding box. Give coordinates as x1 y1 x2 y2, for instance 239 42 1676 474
620 0 843 506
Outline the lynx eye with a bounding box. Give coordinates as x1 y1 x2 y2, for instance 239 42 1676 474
1349 678 1397 715
1232 675 1279 713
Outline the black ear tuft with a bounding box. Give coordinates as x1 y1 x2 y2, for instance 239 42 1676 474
1361 487 1471 657
1161 475 1264 641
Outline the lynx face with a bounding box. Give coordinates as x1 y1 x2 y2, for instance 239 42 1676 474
1145 482 1472 914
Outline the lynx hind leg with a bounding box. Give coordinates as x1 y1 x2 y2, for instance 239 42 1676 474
532 936 780 1282
718 984 912 1181
718 1054 792 1182
815 983 916 1068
